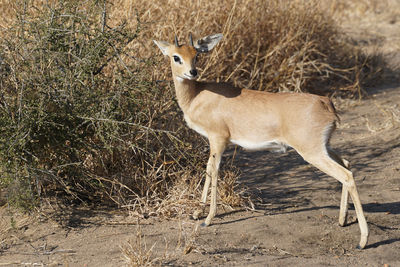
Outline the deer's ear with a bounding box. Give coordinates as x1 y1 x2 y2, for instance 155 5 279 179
194 33 223 53
153 40 170 56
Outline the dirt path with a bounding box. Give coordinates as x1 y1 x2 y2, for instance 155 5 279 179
0 85 399 266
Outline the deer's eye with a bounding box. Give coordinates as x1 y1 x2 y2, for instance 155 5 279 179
173 55 182 64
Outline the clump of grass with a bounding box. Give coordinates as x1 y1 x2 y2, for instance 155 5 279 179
121 224 162 267
219 168 249 208
121 220 200 266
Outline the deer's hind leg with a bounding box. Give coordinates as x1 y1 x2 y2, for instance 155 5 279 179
328 148 350 227
299 148 369 249
201 164 212 204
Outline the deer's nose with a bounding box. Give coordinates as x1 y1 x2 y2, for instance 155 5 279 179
190 69 198 77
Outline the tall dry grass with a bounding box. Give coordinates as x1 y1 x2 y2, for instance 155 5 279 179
106 0 382 94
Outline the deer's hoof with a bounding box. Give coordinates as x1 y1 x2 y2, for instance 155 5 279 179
200 222 209 227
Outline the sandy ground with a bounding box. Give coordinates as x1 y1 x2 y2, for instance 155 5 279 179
1 6 400 267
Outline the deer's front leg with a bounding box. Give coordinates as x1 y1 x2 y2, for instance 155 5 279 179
201 158 213 203
201 136 226 227
192 158 213 220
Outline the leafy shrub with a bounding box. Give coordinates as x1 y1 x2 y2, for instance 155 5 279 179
0 0 209 212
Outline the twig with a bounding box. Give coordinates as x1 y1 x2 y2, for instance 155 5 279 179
101 0 107 33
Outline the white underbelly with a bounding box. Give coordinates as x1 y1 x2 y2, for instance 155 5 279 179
230 139 288 152
184 115 288 153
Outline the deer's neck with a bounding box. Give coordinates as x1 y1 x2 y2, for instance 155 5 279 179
172 75 199 112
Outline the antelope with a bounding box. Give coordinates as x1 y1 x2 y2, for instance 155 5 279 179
153 33 369 249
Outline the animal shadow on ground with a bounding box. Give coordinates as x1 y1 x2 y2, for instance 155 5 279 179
226 130 399 213
46 205 115 230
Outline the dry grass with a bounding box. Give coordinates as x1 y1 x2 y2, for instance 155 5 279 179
363 101 400 133
120 224 162 267
121 220 200 266
104 0 382 94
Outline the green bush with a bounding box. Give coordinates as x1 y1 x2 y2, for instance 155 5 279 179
0 0 208 211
